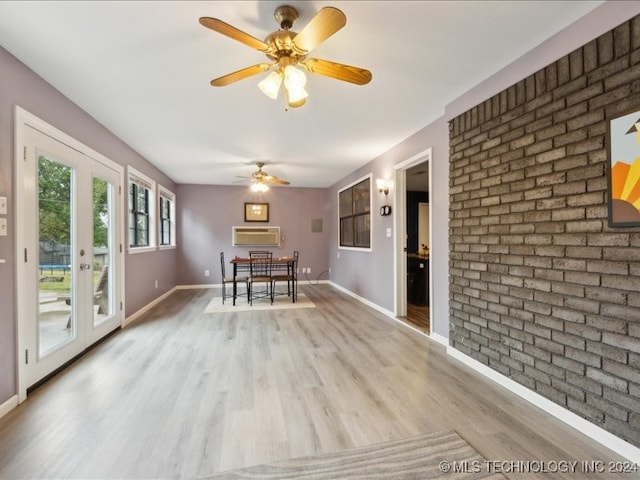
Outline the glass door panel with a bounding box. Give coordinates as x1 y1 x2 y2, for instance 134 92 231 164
37 156 76 356
22 122 122 389
92 176 113 327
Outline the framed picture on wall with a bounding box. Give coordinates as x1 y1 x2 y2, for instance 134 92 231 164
244 202 269 222
607 108 640 227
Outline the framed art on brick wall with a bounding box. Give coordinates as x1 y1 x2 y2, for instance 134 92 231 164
607 108 640 227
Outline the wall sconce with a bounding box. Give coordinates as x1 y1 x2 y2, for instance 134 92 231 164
376 179 390 195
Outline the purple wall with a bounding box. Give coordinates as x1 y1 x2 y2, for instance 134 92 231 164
176 184 330 285
0 46 177 405
327 119 449 337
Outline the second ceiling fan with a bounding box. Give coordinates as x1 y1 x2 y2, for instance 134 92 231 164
199 4 372 108
236 162 290 192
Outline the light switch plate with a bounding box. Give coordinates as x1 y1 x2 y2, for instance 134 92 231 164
0 218 6 236
386 227 392 237
0 197 6 215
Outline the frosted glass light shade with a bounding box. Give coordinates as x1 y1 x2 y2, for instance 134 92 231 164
250 182 270 192
258 71 283 100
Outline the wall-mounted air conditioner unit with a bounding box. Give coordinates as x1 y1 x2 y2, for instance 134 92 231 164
232 226 281 247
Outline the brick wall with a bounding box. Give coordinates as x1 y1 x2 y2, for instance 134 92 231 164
449 16 640 446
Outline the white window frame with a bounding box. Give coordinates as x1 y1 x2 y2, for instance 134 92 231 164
128 166 156 254
158 184 176 249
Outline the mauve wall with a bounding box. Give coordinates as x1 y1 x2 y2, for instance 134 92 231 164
0 46 177 405
327 116 450 338
176 184 330 285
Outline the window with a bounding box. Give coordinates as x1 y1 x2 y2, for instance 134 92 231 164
158 185 176 248
128 167 156 252
339 175 371 249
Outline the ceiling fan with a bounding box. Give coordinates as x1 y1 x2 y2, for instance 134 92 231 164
199 5 372 108
236 162 290 192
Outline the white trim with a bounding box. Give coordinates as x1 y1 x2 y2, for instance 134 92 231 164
448 347 640 464
328 280 394 318
176 284 218 290
127 165 157 251
127 245 156 255
127 166 154 191
429 332 449 347
123 287 177 327
14 106 125 403
158 184 176 248
393 148 433 331
0 395 18 420
327 281 451 351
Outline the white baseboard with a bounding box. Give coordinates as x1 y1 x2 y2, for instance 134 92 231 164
327 282 450 349
327 281 395 318
123 287 177 327
0 395 18 420
448 347 640 464
429 332 449 347
176 283 218 289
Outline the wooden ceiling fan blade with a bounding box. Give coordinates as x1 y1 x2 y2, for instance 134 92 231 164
304 58 372 85
211 64 271 86
265 175 290 185
292 7 346 54
199 17 270 52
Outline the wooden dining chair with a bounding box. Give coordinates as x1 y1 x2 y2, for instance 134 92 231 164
271 251 299 303
220 251 249 304
248 251 273 305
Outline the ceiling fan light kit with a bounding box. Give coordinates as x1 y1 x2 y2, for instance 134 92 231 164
199 5 372 109
250 182 270 193
238 162 291 192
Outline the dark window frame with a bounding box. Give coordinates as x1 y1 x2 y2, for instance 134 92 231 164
339 176 371 249
159 195 172 246
129 182 150 248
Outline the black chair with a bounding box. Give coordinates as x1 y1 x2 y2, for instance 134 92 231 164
271 251 299 303
249 251 273 305
220 252 249 304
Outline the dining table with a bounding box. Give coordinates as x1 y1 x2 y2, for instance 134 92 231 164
230 255 295 305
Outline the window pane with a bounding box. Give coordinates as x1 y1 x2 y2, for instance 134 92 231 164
161 219 170 245
136 214 148 246
355 213 370 248
340 217 354 246
137 227 147 247
136 188 147 212
353 179 370 214
160 198 168 218
339 189 353 217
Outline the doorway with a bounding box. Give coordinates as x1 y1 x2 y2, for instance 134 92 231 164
15 108 124 400
394 148 432 335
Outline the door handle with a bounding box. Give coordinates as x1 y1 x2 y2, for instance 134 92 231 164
80 263 91 271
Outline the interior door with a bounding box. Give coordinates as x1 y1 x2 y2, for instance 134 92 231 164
22 125 122 387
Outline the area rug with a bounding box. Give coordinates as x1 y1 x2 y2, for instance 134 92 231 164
199 430 506 479
204 291 315 314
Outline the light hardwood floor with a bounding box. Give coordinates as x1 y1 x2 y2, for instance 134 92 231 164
0 284 629 479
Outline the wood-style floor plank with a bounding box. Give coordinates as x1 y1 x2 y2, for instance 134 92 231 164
0 284 629 479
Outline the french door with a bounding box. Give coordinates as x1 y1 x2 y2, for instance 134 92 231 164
18 118 123 392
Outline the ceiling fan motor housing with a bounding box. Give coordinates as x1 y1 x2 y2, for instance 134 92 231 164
274 5 298 30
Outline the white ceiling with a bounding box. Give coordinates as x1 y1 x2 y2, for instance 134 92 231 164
0 1 602 188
